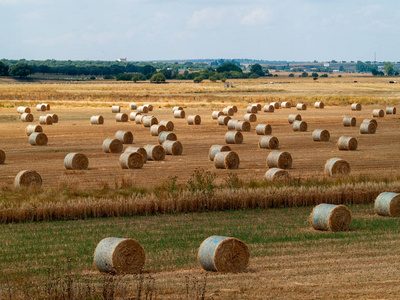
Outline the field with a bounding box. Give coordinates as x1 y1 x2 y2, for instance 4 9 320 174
0 76 400 299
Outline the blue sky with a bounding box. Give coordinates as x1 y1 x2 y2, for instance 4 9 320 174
1 0 399 62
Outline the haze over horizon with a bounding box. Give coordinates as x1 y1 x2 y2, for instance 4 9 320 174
1 0 399 62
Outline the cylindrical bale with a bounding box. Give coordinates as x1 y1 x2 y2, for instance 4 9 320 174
270 102 280 109
21 113 33 122
174 109 185 118
256 124 272 135
227 105 238 113
235 121 251 132
360 122 376 134
94 237 145 274
29 132 48 146
225 131 243 144
227 119 238 130
47 114 58 123
25 125 42 136
112 105 120 113
343 116 356 127
263 105 274 113
386 107 396 115
312 129 330 141
372 109 384 118
187 115 201 125
39 115 53 125
208 145 231 161
142 116 158 127
124 147 147 163
129 112 141 121
159 120 174 131
91 116 104 125
0 150 5 164
137 106 149 113
267 151 292 169
324 158 351 176
252 103 262 111
281 102 291 108
314 101 324 109
172 106 183 111
243 113 256 122
212 111 223 119
115 130 134 144
218 115 231 125
374 192 400 217
310 204 351 231
64 153 89 170
158 131 177 144
135 114 145 124
293 120 307 132
288 114 301 124
14 170 42 188
36 104 46 112
198 236 249 272
144 104 153 111
150 124 167 136
351 103 361 111
42 103 50 111
144 144 165 161
119 152 144 169
102 138 123 154
246 105 257 113
162 140 183 155
223 107 234 116
337 136 358 151
130 103 137 110
259 136 279 149
296 103 307 110
17 106 31 114
362 118 378 128
116 113 128 122
214 151 240 169
265 168 289 182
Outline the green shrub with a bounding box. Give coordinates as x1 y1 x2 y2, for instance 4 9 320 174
150 73 166 83
116 73 133 81
193 76 203 83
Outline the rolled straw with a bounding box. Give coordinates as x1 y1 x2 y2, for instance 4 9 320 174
214 151 240 169
64 153 89 170
374 192 400 217
310 204 351 231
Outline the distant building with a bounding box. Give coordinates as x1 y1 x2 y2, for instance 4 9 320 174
117 58 127 62
324 63 330 67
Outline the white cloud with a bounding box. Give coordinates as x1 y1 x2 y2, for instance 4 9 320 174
241 8 271 26
187 7 226 29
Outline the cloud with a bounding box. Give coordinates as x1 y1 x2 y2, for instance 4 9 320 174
241 8 271 26
187 7 226 29
151 12 169 22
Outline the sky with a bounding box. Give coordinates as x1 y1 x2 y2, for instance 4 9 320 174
1 0 400 62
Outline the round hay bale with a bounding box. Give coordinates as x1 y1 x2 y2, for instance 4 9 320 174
296 103 307 110
265 168 289 182
227 119 238 130
310 204 351 231
362 118 378 128
360 122 376 134
116 113 128 122
112 105 120 113
223 107 234 116
29 132 48 146
212 111 223 119
130 103 137 110
144 104 153 111
252 103 262 111
209 145 231 161
64 153 89 170
150 124 167 136
372 109 384 118
102 138 123 154
188 115 201 125
17 106 30 114
129 112 141 121
115 130 134 144
25 125 42 136
246 105 257 113
227 105 238 113
198 236 249 272
256 124 272 135
15 170 42 188
351 103 361 111
343 116 356 127
47 114 58 123
267 151 292 169
162 140 183 155
0 149 5 164
21 113 33 122
270 102 280 109
36 104 46 112
263 104 274 113
214 151 240 169
159 120 174 131
143 116 158 127
174 109 185 118
135 114 145 124
312 129 330 141
374 192 400 217
281 102 291 108
137 106 149 113
218 115 231 125
124 146 147 163
144 144 165 161
314 101 324 109
337 136 358 151
172 106 183 111
91 116 104 125
243 113 257 122
119 152 144 169
293 120 307 132
94 237 145 274
225 131 243 144
288 114 301 124
158 131 177 144
386 107 396 115
42 103 50 111
39 115 53 125
324 158 351 176
259 136 279 149
235 121 251 132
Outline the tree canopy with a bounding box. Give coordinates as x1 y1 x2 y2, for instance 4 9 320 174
0 61 9 76
9 62 33 77
250 64 264 76
216 62 242 73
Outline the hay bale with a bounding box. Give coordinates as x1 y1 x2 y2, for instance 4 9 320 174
259 136 279 149
162 140 183 155
337 136 358 151
372 109 384 118
270 102 280 109
130 103 137 110
64 153 89 170
214 151 240 169
265 168 289 181
144 104 153 111
227 105 238 113
159 120 174 131
252 103 262 111
42 103 50 111
119 152 144 169
288 114 301 124
187 115 201 125
36 104 46 112
209 145 231 161
39 115 53 125
263 104 274 113
46 114 58 123
243 113 256 122
116 113 128 122
343 117 356 127
135 114 145 124
362 118 378 128
29 132 48 146
386 107 396 115
25 125 42 136
94 237 145 274
138 106 149 113
124 147 147 163
374 192 400 217
360 122 376 134
21 113 33 122
14 170 42 188
91 116 104 125
351 103 361 111
102 138 123 153
142 116 158 127
281 102 291 108
227 120 238 130
225 131 243 144
144 144 165 161
235 121 251 132
325 158 351 176
115 130 134 144
256 124 272 135
0 149 5 164
218 115 231 125
172 106 183 111
293 120 307 131
198 236 249 272
296 103 307 110
246 105 257 113
314 101 324 108
223 107 234 116
158 131 177 144
112 106 120 113
174 109 185 118
310 204 351 231
129 112 141 121
312 129 330 141
212 111 223 119
17 106 30 114
267 151 292 169
150 124 167 136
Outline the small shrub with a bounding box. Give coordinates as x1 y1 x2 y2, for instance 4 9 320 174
193 76 203 83
150 73 166 83
187 168 216 196
103 75 114 80
288 73 294 77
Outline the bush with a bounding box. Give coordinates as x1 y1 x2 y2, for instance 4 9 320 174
320 74 328 78
150 73 166 83
89 76 96 80
209 75 218 82
132 74 147 82
9 62 33 77
301 72 309 77
311 72 319 78
288 73 294 77
0 61 9 76
193 76 203 83
313 77 318 80
249 73 259 79
116 73 133 81
273 74 278 77
103 75 114 80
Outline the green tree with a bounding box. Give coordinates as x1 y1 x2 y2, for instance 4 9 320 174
9 62 33 77
301 72 308 77
249 73 259 79
209 75 218 82
150 73 166 83
288 73 294 77
250 63 264 76
0 61 9 76
132 73 147 82
383 62 394 76
193 76 203 83
311 72 318 78
216 62 242 73
116 73 133 81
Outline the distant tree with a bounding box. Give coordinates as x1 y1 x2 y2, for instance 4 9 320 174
301 72 308 77
193 76 203 83
38 65 51 75
9 62 33 77
320 74 328 77
371 69 379 76
249 73 260 79
103 75 114 80
209 75 218 82
383 62 394 76
150 73 166 83
339 66 345 72
311 72 318 78
116 73 133 81
132 74 147 82
142 65 156 75
331 60 337 63
250 64 264 76
0 61 9 76
216 62 242 73
288 73 294 77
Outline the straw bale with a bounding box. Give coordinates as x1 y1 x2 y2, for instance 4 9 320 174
144 144 165 161
116 113 128 122
172 106 183 111
25 125 42 136
343 117 356 127
142 116 158 127
337 136 357 151
36 104 46 112
21 113 33 122
130 103 137 110
225 131 243 144
372 109 384 118
288 114 301 124
135 114 145 124
270 102 280 109
162 140 183 155
129 112 141 121
64 153 89 170
243 113 256 122
138 106 149 113
227 105 238 113
265 168 289 182
144 104 153 111
124 147 147 163
324 158 351 176
246 105 257 113
259 136 279 149
235 121 251 132
47 114 58 123
312 129 330 141
362 118 378 128
351 103 361 111
208 145 231 161
119 152 144 169
252 103 262 111
112 106 120 113
386 107 396 114
267 151 292 169
227 120 238 130
17 106 30 114
256 124 272 135
314 101 324 108
310 204 351 231
159 120 174 131
14 170 42 188
91 116 104 125
0 150 5 164
29 132 48 146
150 124 167 136
296 103 307 110
212 111 223 119
42 103 50 111
293 120 307 131
214 151 240 169
223 107 234 116
158 131 177 144
102 138 123 153
281 102 291 108
187 115 201 125
360 122 376 134
263 104 274 112
39 115 53 125
218 115 231 125
115 130 134 144
374 192 400 217
174 109 185 118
